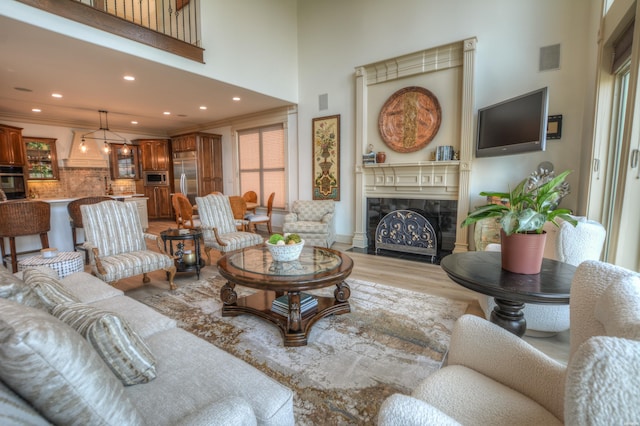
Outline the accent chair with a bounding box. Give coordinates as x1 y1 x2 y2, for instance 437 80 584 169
0 200 51 273
171 193 200 229
81 200 176 289
195 194 263 263
378 260 640 425
282 200 335 248
246 192 275 234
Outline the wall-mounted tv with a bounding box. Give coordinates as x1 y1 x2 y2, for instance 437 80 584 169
476 87 549 158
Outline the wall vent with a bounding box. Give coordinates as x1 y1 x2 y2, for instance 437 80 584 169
540 44 561 71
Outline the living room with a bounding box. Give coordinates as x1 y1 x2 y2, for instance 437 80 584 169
2 0 640 424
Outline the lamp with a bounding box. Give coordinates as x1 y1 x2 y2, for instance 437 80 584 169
81 110 128 153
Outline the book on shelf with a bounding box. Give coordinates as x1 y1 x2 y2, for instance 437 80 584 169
271 293 318 315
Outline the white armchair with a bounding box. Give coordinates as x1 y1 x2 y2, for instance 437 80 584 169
195 194 263 263
480 216 606 335
378 260 640 425
81 200 177 290
282 200 335 248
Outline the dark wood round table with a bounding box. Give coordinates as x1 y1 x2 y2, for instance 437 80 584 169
440 252 576 337
217 245 353 346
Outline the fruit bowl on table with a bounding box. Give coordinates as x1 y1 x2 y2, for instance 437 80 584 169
265 239 305 262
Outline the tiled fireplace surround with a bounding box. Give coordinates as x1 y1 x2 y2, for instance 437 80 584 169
352 38 477 254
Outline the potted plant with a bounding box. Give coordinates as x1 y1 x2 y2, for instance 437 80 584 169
461 169 577 274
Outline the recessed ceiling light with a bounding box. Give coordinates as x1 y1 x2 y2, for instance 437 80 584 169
123 75 135 81
131 121 138 125
199 106 207 110
32 108 41 112
232 97 241 101
163 111 171 115
51 93 63 98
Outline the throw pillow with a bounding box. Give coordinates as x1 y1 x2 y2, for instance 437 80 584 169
52 302 157 385
22 267 79 311
0 379 51 426
0 298 144 425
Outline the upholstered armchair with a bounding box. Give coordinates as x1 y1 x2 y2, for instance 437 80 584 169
195 194 263 263
378 260 640 425
81 200 177 290
282 200 335 248
480 216 607 335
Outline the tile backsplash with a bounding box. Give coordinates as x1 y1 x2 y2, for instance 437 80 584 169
27 167 138 199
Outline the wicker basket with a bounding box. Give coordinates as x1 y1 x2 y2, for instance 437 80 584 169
265 240 305 262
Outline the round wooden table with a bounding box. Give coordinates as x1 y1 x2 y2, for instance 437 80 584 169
440 252 576 337
160 228 204 279
217 245 353 346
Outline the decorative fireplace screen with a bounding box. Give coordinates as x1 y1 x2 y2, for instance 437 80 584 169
375 209 437 257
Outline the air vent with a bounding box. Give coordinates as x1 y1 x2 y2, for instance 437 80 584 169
540 44 561 71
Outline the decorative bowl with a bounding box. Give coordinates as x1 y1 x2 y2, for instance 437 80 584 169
265 240 305 262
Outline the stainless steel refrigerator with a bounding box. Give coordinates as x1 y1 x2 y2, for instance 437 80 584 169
173 151 198 204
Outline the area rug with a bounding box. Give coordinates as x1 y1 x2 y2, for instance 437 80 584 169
132 275 468 425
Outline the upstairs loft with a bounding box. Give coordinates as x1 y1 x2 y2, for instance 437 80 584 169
16 0 204 62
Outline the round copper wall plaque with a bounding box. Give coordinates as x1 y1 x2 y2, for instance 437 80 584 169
378 86 442 153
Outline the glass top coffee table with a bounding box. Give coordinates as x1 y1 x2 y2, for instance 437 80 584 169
217 245 354 346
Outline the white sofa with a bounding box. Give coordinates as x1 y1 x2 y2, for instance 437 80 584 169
0 265 294 426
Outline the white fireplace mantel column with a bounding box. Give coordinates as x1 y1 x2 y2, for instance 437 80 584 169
353 37 477 251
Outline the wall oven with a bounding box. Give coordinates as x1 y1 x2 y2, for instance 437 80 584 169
143 171 169 186
0 166 27 200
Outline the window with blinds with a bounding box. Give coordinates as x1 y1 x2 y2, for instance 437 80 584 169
238 124 285 209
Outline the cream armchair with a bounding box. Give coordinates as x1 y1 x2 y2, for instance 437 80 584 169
81 200 177 290
195 194 263 263
480 216 607 335
378 260 640 425
282 200 335 248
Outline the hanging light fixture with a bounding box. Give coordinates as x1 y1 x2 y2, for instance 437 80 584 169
81 110 128 153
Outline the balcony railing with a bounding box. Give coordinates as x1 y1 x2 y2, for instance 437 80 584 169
16 0 204 62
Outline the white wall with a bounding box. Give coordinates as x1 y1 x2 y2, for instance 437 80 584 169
296 0 600 242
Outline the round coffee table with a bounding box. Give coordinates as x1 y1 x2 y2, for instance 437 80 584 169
440 251 576 337
217 245 354 346
18 251 84 278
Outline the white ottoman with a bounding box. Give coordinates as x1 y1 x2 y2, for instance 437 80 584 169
18 251 84 278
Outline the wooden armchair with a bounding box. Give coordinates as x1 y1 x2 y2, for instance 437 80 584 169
171 193 200 229
195 194 263 263
81 200 176 289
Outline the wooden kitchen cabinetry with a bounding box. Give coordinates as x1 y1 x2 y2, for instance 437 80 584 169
137 139 170 171
0 124 26 166
25 137 59 180
171 132 223 195
144 186 172 219
110 144 140 179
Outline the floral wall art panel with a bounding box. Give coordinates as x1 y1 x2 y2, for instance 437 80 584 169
313 114 340 200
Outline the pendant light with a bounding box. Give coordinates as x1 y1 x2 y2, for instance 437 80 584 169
81 110 128 152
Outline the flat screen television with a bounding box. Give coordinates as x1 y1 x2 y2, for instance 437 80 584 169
476 87 549 158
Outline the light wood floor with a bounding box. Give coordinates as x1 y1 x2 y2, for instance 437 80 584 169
113 219 569 364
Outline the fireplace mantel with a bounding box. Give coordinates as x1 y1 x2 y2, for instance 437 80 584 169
353 38 476 252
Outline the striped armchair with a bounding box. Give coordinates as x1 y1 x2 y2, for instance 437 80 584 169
81 200 176 290
195 194 263 263
282 200 335 248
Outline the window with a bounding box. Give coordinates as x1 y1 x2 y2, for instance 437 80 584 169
238 124 285 209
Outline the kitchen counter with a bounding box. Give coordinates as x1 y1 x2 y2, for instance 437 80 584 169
3 196 148 268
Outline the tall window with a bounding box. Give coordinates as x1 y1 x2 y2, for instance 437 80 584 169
238 124 285 209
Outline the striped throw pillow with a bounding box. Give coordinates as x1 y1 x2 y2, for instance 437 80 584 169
52 303 157 386
23 267 79 311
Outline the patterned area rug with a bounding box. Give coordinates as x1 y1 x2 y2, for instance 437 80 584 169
132 274 468 425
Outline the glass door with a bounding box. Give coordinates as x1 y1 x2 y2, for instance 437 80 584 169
25 137 59 180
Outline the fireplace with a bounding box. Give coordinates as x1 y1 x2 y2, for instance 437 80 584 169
367 198 457 263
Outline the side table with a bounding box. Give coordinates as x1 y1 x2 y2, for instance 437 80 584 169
18 251 84 278
160 229 205 279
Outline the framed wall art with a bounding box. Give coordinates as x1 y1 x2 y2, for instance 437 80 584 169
312 114 340 200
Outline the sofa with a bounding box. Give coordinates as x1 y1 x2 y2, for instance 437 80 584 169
0 265 294 426
282 200 335 248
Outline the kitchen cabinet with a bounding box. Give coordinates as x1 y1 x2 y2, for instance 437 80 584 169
171 132 223 195
25 137 59 180
0 124 26 166
144 186 172 219
124 197 149 230
110 144 140 179
137 139 170 171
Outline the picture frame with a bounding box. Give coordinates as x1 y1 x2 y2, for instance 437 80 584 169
547 114 563 139
312 114 340 201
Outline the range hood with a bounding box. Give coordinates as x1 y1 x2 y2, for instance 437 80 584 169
63 131 109 168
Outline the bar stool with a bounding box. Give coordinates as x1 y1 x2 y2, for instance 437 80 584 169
0 200 51 273
67 196 112 264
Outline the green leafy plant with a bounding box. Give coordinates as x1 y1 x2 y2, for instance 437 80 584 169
461 169 577 235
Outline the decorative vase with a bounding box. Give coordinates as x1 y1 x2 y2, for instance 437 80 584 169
376 151 386 163
182 250 196 266
499 229 547 274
